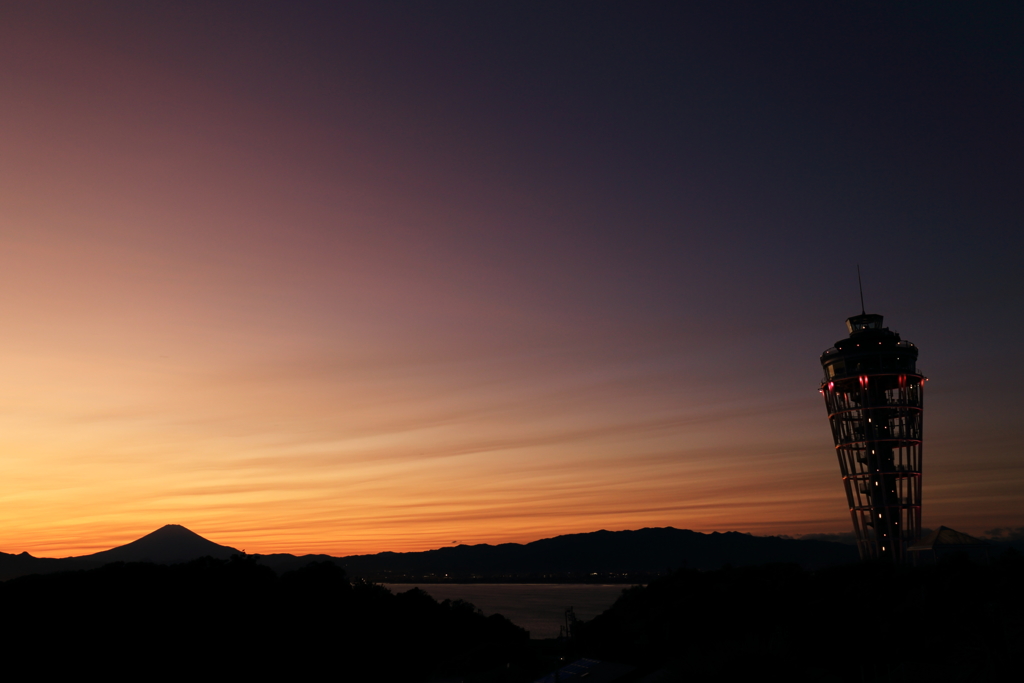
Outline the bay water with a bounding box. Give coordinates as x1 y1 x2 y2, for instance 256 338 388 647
384 583 632 639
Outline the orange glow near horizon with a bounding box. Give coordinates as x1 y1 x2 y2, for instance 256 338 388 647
0 298 852 558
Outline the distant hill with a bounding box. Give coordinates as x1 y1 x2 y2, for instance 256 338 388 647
0 551 69 581
1 525 859 581
327 527 860 580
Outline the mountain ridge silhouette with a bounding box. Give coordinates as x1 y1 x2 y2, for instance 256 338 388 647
2 524 863 581
326 526 860 577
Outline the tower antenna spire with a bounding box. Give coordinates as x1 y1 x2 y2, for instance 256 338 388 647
857 265 865 315
819 281 925 565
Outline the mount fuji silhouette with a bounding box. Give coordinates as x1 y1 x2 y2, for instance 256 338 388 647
0 524 240 580
79 524 240 564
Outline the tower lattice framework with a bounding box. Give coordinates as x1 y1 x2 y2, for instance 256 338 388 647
820 313 924 563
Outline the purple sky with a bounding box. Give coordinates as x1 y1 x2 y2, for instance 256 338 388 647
1 2 1021 556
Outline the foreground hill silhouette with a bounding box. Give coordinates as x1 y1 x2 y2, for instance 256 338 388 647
573 551 1024 682
1 526 859 581
3 545 1018 680
0 556 529 679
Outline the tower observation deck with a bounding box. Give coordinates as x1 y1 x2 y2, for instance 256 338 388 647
820 313 925 563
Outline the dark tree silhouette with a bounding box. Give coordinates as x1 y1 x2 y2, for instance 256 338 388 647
0 555 528 680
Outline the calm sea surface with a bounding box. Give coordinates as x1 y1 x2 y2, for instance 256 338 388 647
384 583 632 639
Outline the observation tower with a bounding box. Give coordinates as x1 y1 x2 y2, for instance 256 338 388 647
819 311 925 562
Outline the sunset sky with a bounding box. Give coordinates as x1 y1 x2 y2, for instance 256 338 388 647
2 2 1022 557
